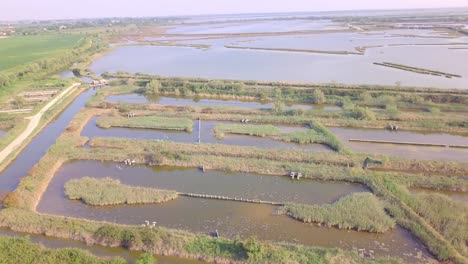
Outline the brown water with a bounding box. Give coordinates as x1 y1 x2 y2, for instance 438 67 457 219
82 117 331 152
37 160 433 263
0 229 204 264
329 127 468 162
106 94 341 111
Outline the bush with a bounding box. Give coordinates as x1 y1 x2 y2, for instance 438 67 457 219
348 106 376 120
241 237 267 261
358 91 372 102
136 253 156 264
145 80 160 95
311 89 326 104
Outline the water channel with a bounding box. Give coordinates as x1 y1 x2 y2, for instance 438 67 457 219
329 127 468 162
82 117 331 152
37 160 433 263
106 94 341 111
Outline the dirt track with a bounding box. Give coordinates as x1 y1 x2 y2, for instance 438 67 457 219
0 83 80 164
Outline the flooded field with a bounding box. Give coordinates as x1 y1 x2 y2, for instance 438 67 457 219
329 127 468 161
0 228 205 264
90 44 468 89
37 160 432 263
83 117 331 152
107 94 341 111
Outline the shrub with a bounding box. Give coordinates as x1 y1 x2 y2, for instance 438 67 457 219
311 89 326 104
136 253 156 264
145 80 161 95
348 106 376 120
241 237 267 261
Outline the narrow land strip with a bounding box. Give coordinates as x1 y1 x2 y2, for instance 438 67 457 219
0 83 80 164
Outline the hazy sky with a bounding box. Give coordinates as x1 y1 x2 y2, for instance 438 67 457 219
1 0 468 21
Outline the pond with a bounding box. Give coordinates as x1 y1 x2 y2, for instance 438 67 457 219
37 160 433 263
106 94 341 111
329 127 468 162
82 117 331 152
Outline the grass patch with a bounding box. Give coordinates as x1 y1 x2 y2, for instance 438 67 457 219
96 115 193 132
214 121 351 154
279 193 395 233
214 124 282 138
407 192 468 256
0 235 125 264
0 35 83 71
65 177 178 206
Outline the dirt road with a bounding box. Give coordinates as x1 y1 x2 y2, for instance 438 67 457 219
0 83 80 164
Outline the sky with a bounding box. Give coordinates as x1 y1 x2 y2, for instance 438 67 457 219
1 0 468 21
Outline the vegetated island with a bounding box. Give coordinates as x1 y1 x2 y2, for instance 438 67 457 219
278 192 396 233
65 177 179 206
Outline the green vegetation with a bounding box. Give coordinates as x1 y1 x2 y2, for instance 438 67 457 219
0 235 125 264
136 253 156 264
0 35 83 71
65 177 178 206
99 74 468 133
214 121 350 153
406 192 468 256
0 208 400 264
96 115 193 132
214 124 282 138
279 193 395 233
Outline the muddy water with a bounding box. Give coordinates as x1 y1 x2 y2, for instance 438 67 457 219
0 130 5 138
0 229 205 264
410 188 468 203
37 160 432 263
45 161 370 204
329 127 468 162
106 94 341 111
82 117 331 152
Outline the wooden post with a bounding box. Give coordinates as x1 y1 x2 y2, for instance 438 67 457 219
198 117 201 143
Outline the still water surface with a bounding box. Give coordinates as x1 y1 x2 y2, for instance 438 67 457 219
38 160 432 263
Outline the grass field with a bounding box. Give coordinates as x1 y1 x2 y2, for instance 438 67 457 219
0 35 82 71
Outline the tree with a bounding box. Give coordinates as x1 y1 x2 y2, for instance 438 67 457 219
145 80 160 95
311 89 325 104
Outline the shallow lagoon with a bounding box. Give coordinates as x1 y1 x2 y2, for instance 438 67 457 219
91 44 468 89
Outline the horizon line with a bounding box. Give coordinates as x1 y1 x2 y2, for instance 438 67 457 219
1 5 468 23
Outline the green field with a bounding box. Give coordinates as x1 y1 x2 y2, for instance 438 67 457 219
0 34 82 71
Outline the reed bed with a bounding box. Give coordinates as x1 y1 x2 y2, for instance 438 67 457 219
96 115 193 132
65 177 178 206
279 192 395 233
